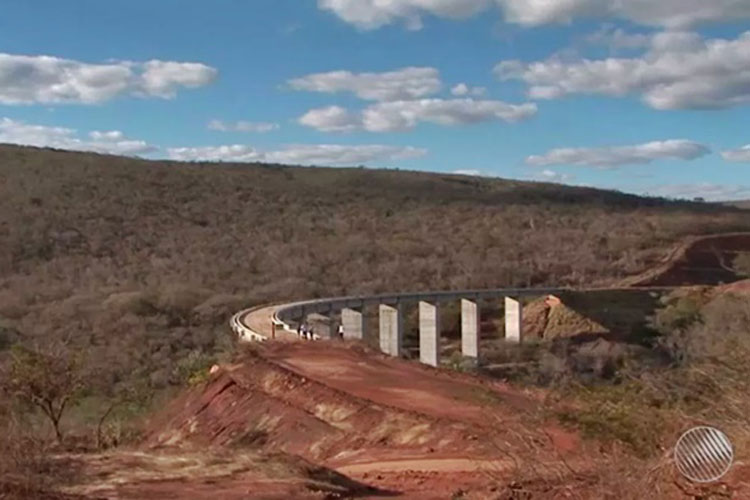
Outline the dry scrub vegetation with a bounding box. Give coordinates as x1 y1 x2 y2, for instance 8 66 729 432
2 145 747 396
475 288 750 498
2 145 750 495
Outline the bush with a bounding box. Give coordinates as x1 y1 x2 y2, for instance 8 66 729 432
0 404 55 497
0 321 21 351
658 291 750 365
732 252 750 276
556 382 668 458
650 289 706 339
172 350 216 386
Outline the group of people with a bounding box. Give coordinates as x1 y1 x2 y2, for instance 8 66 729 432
296 323 315 340
295 323 346 340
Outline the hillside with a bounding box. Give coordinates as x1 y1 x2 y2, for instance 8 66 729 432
1 144 750 392
3 145 750 498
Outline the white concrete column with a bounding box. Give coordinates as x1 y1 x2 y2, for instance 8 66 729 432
461 299 479 358
379 304 403 357
328 315 337 339
341 308 365 340
505 297 523 343
419 301 440 367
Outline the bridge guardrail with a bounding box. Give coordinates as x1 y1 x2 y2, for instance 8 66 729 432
230 306 268 342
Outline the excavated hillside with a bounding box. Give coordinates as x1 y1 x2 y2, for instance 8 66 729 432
144 342 595 497
623 233 750 287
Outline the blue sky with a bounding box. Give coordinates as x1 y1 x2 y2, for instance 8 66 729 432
1 0 750 200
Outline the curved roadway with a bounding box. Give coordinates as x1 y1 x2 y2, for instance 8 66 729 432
233 287 569 342
233 231 750 343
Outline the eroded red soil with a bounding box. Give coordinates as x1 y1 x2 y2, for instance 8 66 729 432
143 341 592 498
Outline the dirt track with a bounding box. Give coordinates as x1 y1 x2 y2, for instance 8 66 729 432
621 232 750 287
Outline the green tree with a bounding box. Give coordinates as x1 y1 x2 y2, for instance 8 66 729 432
1 344 85 444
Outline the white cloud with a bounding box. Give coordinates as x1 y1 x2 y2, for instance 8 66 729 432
496 31 750 110
530 169 575 183
526 140 710 168
288 67 441 101
299 98 537 133
137 60 218 99
318 0 490 30
363 99 537 131
451 83 486 96
497 0 750 28
452 169 485 176
0 53 217 105
0 117 156 155
167 143 426 166
649 183 750 201
319 0 750 29
298 106 362 133
721 145 750 163
89 130 124 141
208 120 280 133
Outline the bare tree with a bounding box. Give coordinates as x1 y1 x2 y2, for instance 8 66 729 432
1 343 85 444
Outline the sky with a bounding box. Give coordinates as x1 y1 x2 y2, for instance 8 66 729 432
1 0 750 201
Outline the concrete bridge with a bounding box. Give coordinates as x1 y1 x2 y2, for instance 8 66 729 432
231 287 569 367
231 231 750 367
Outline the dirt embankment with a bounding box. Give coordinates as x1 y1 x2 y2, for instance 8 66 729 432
520 289 666 344
621 232 750 287
143 342 591 498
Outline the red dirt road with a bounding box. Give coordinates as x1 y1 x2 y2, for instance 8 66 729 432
263 341 540 426
622 232 750 287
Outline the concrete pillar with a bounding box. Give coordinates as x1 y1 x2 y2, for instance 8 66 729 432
329 315 337 339
461 299 479 358
419 301 440 367
379 304 403 357
505 297 523 343
341 308 365 340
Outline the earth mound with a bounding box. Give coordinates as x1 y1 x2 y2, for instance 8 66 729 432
522 290 664 342
143 342 595 497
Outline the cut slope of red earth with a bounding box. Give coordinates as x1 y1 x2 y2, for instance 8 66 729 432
146 342 592 498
